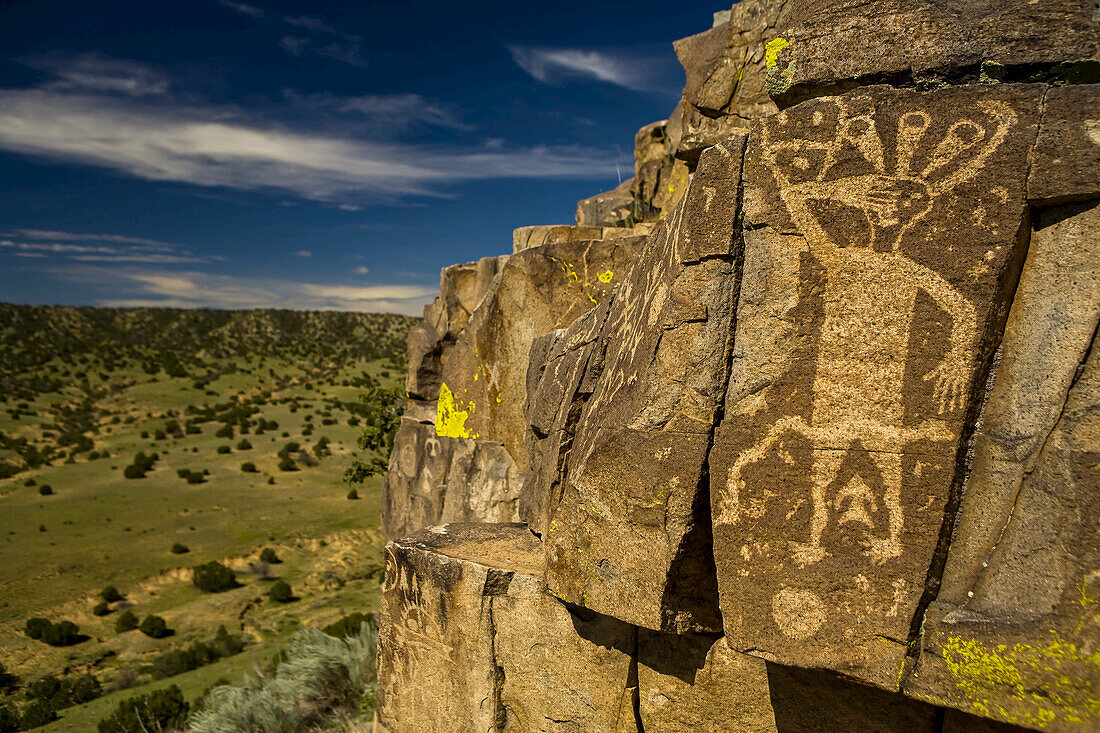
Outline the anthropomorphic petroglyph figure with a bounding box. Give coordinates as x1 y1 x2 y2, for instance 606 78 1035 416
723 100 1015 566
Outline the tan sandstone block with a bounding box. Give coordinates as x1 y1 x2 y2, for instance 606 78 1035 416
377 524 636 732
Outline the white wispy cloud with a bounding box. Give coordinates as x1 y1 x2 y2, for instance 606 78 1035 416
283 90 472 133
294 250 312 257
280 36 367 68
218 0 265 18
284 15 341 36
354 266 369 274
9 229 177 249
52 267 436 315
21 52 170 96
0 231 204 263
0 82 621 204
508 45 672 92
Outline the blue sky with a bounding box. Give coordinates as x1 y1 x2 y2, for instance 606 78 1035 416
0 0 720 314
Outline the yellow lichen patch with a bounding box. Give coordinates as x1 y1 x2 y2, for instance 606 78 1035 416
436 382 477 439
765 37 789 68
941 632 1100 728
597 270 614 284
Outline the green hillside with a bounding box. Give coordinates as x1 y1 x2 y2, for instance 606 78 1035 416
0 304 414 730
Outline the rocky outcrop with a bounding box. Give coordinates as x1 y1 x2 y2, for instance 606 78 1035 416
378 2 1100 731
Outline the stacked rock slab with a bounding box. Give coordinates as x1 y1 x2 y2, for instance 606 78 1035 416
384 228 649 543
379 2 1100 731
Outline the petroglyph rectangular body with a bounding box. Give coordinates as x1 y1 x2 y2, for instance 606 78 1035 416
709 84 1044 688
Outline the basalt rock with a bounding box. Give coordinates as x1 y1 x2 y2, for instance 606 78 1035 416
576 178 636 227
379 4 1099 732
382 417 523 543
535 137 746 633
672 0 788 165
709 84 1042 689
764 0 1100 106
903 201 1100 731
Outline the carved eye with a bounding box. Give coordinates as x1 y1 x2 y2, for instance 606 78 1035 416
792 156 811 171
953 122 980 143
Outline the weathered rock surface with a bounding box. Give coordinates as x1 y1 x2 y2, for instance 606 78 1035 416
671 0 787 164
1027 85 1100 205
532 138 746 633
407 257 505 400
709 84 1042 689
512 224 607 254
576 178 636 227
379 4 1100 732
904 201 1100 731
382 419 521 542
439 234 646 467
378 523 637 732
765 0 1100 105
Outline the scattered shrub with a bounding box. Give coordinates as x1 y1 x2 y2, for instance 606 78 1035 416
93 601 111 617
18 700 58 729
0 662 17 694
346 488 359 500
0 703 17 733
96 684 188 733
236 439 252 450
259 547 281 564
101 585 124 602
267 581 294 603
277 456 297 472
24 617 50 640
148 626 245 680
115 610 139 633
192 561 238 593
216 445 232 454
171 542 190 555
37 484 53 496
321 612 374 640
240 461 258 473
139 615 171 639
26 671 102 711
122 451 157 479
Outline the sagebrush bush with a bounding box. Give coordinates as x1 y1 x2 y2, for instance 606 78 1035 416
188 621 378 733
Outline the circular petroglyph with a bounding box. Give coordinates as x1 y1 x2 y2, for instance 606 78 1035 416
771 587 826 641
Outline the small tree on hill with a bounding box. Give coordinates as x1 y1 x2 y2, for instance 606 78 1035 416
267 580 294 603
192 561 238 593
97 684 188 733
115 610 139 634
259 548 281 564
139 615 171 639
101 585 124 602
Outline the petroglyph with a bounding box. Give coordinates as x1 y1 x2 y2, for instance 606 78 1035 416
718 97 1014 567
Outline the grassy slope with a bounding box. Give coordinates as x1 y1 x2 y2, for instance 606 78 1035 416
0 308 411 729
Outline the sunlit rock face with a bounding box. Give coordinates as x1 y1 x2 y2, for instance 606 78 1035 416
378 2 1100 730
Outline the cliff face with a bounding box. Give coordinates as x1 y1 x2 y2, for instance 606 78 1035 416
376 1 1100 731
